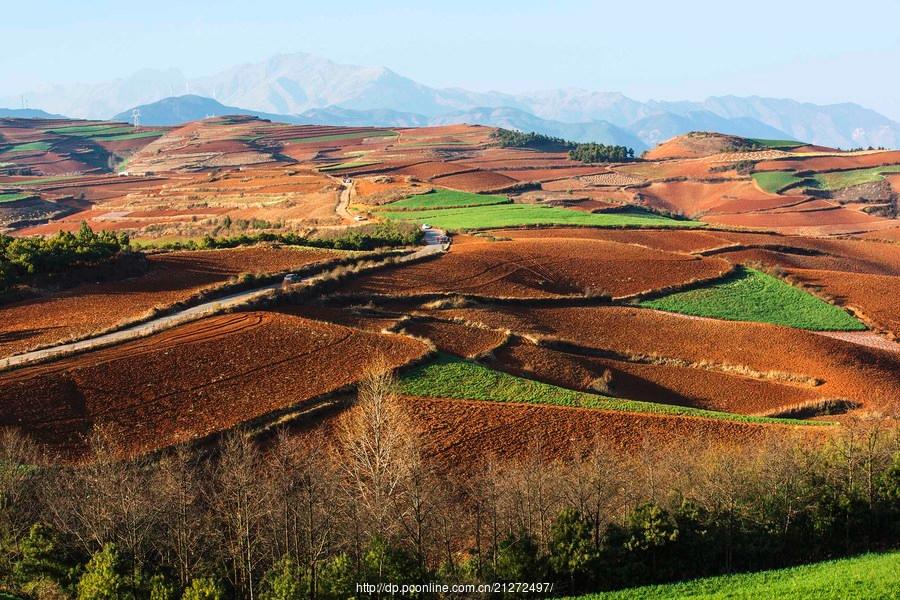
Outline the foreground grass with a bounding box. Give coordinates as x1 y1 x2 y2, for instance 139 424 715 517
640 267 865 331
381 203 702 231
398 354 820 425
382 189 511 210
569 552 900 600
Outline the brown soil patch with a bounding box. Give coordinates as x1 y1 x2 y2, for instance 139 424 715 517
488 339 823 415
435 305 900 415
0 246 340 358
339 239 731 299
0 311 428 457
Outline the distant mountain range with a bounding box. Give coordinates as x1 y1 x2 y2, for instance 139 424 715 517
5 52 900 149
0 107 66 119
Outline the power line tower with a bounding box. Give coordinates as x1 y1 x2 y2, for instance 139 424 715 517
132 108 141 128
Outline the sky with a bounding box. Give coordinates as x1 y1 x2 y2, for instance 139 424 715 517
3 0 900 119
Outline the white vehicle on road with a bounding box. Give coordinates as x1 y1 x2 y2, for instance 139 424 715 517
282 273 302 285
421 223 432 231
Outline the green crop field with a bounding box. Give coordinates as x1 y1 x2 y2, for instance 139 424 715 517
4 141 51 154
0 192 32 203
320 160 378 171
748 138 804 149
382 189 511 210
812 165 900 190
288 130 397 144
751 171 810 193
640 267 866 331
569 552 900 600
380 203 702 230
93 130 164 141
398 354 821 425
5 175 74 186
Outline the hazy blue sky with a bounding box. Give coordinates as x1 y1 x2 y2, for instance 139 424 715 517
3 0 900 119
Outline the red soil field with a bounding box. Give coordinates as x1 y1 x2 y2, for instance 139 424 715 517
339 239 732 299
0 246 341 358
401 318 508 357
435 305 900 415
642 133 744 160
391 161 475 180
497 167 607 182
341 396 815 472
786 268 900 337
499 228 738 253
753 150 900 172
0 311 429 457
488 338 823 415
638 180 806 217
430 170 519 192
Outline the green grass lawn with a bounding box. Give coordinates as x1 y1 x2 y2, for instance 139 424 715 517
812 164 900 190
382 189 511 210
751 171 810 193
568 552 900 600
288 130 397 144
398 354 821 425
0 192 32 203
3 141 51 154
640 267 865 331
320 160 378 172
380 203 702 231
748 138 804 149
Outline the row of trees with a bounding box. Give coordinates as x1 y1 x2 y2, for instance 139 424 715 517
1 370 898 599
156 221 423 253
0 223 129 291
490 129 636 163
489 130 576 152
567 144 634 164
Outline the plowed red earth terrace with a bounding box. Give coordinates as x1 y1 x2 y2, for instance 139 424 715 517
0 311 428 458
0 246 340 358
339 239 732 299
435 305 900 414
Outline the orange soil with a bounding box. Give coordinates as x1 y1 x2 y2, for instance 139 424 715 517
0 311 428 457
401 318 507 357
638 179 807 217
339 239 731 299
753 150 900 172
499 228 739 253
643 133 744 160
0 246 340 358
430 170 519 192
786 268 900 337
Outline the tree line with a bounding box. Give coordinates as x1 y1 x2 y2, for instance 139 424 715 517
1 370 898 599
0 223 128 292
491 129 635 164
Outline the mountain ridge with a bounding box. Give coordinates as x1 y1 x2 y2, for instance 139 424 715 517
4 51 899 149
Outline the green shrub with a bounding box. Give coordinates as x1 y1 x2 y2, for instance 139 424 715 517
260 557 305 600
76 544 131 600
180 578 222 600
